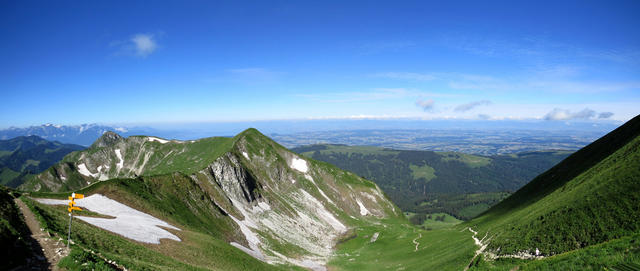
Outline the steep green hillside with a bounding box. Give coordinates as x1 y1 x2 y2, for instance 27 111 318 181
293 144 570 220
465 115 640 268
0 136 84 187
21 128 405 270
0 186 31 270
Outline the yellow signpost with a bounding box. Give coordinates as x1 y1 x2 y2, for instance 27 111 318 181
67 193 84 247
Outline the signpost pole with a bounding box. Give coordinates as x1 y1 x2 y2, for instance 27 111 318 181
66 192 83 248
67 212 72 248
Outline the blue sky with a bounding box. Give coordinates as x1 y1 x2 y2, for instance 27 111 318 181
1 0 639 128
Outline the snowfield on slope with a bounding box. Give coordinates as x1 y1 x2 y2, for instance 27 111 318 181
147 136 169 144
291 157 309 173
35 194 181 244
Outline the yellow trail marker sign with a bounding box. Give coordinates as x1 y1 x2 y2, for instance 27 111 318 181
71 193 84 199
67 192 84 248
68 206 82 212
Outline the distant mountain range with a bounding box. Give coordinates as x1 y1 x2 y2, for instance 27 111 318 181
0 136 84 188
0 124 131 146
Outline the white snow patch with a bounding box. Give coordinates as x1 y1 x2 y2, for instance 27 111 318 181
77 163 98 178
147 137 169 144
34 195 180 244
291 179 296 184
61 176 67 181
370 232 379 243
114 149 124 171
242 151 249 160
290 157 308 173
356 199 370 216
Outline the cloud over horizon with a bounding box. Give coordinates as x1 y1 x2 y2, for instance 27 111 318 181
454 100 492 112
544 108 596 121
598 112 614 119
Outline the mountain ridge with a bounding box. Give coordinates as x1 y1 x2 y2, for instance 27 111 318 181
20 128 400 270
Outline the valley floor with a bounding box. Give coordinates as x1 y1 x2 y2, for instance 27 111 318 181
328 219 476 271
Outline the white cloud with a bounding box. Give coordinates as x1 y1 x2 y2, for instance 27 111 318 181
544 108 596 121
454 100 492 112
415 99 435 112
111 33 159 57
131 34 157 57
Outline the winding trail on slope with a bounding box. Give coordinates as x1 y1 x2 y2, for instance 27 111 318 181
412 228 422 252
464 227 489 271
14 198 70 271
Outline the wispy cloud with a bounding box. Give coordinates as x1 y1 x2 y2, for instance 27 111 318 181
598 112 614 119
373 72 436 81
415 99 435 112
297 88 411 103
111 33 160 57
131 34 157 57
226 68 284 83
359 41 415 55
442 34 640 65
454 100 492 112
376 69 640 94
544 108 596 121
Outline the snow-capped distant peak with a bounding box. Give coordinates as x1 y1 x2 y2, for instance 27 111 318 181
115 127 128 133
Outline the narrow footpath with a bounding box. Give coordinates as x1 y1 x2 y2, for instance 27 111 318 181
14 198 70 271
411 228 422 252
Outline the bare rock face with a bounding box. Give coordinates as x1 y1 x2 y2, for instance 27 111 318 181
90 131 124 148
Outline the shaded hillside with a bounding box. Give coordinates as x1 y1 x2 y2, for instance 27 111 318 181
0 186 31 270
0 136 84 188
293 145 570 220
468 114 640 257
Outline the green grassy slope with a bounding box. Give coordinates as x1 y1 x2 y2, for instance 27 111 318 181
468 115 640 256
293 144 569 220
329 218 475 271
